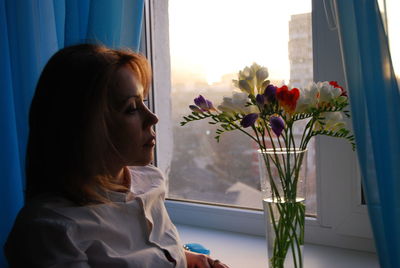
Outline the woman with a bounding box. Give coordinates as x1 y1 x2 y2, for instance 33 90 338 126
5 44 228 268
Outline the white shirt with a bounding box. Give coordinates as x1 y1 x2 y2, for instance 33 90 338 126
5 165 187 268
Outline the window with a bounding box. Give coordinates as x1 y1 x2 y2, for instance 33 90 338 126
167 0 317 216
148 0 375 252
384 0 400 80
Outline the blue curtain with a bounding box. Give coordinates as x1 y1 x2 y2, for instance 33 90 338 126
335 0 400 267
0 0 144 266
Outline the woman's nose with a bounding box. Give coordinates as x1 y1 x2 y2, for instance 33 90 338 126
149 111 159 125
143 107 159 128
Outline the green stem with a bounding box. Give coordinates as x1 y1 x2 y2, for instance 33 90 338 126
268 200 304 268
254 126 282 201
264 144 306 268
219 114 308 268
228 120 260 144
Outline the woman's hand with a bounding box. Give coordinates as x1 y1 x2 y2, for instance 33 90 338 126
184 250 230 268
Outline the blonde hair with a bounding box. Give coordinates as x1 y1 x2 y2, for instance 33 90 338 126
26 44 152 205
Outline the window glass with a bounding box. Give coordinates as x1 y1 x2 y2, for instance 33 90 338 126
385 0 400 80
167 0 316 216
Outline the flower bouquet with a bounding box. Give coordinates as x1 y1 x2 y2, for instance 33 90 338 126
181 63 355 268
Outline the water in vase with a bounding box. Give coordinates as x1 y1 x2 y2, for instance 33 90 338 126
263 198 305 268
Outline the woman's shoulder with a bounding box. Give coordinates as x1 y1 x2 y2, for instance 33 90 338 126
5 196 76 250
5 196 90 266
14 195 77 227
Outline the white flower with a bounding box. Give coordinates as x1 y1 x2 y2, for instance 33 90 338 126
256 66 269 83
295 82 319 113
315 111 345 131
234 63 269 95
318 81 341 104
218 92 257 115
238 66 254 82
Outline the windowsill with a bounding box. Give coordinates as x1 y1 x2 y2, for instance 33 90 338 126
175 224 379 268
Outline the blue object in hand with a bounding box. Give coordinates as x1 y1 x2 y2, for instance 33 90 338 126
183 243 210 255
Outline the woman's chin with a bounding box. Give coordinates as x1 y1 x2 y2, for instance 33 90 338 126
131 155 154 166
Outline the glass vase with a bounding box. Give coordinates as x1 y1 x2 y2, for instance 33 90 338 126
258 148 307 268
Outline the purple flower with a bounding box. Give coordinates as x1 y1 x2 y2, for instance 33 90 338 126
189 105 203 113
256 94 265 106
264 84 277 103
194 95 215 111
240 113 259 128
194 95 209 110
270 115 285 137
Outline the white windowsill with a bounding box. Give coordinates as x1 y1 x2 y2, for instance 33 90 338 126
175 224 379 268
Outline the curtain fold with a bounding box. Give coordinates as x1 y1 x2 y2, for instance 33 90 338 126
335 0 400 267
0 0 144 266
0 3 24 267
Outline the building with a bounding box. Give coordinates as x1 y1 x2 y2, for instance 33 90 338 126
288 13 313 88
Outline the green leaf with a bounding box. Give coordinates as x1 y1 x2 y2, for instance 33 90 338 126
292 113 314 121
310 128 356 151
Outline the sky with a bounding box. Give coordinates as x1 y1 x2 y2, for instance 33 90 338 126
386 0 400 77
169 0 312 85
169 0 400 85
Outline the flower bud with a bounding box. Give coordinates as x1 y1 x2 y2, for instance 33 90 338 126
264 84 277 103
256 94 265 106
240 113 259 128
194 95 216 112
270 115 285 137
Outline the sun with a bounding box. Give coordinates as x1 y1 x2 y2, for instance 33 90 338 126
205 72 221 85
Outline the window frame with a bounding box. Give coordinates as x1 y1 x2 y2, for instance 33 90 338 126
148 0 375 252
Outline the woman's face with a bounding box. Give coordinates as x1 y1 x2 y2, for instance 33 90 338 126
108 65 158 167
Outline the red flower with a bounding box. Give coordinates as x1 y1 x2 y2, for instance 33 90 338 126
276 86 300 114
329 81 347 97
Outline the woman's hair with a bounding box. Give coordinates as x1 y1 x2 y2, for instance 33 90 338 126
25 44 152 205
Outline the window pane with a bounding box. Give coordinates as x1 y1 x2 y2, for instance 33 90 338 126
167 0 316 216
385 0 400 80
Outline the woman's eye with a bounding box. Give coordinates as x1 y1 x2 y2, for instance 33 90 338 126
125 104 137 114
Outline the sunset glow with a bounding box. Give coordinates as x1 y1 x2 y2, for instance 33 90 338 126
169 0 400 85
169 0 312 85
